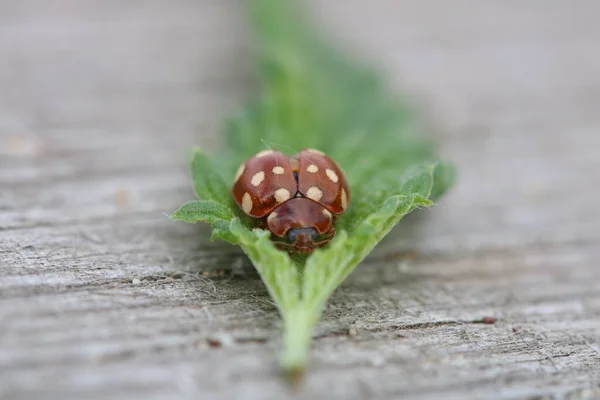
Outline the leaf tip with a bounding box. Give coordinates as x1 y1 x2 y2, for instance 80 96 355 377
187 146 203 162
282 365 306 389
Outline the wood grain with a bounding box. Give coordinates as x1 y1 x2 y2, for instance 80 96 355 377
1 1 599 399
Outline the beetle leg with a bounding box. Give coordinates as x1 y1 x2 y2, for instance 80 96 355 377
273 241 293 250
254 218 268 230
309 226 336 249
313 236 333 248
272 240 302 256
325 225 336 238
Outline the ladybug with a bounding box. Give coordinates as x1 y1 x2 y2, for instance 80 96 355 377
232 148 350 254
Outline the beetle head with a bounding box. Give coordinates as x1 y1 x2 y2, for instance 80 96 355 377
287 228 319 254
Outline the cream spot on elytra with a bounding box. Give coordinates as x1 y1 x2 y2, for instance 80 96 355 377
251 171 265 187
274 188 291 203
322 208 332 218
306 186 323 202
306 164 319 173
340 189 348 210
325 168 339 183
234 164 245 182
272 166 285 175
242 192 253 213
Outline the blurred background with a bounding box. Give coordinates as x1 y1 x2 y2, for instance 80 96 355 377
1 1 599 399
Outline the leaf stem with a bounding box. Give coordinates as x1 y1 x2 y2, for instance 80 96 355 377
280 306 318 383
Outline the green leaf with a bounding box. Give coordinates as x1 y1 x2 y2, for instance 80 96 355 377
190 148 231 204
172 0 456 383
229 219 301 312
171 200 237 244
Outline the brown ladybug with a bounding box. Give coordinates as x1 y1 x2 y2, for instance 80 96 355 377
232 148 350 254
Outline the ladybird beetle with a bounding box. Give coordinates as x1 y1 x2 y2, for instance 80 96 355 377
232 148 350 254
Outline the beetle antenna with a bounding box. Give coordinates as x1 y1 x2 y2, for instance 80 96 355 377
259 139 301 155
313 237 334 246
274 241 294 248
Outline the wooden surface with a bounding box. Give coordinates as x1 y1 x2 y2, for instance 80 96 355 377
1 1 599 399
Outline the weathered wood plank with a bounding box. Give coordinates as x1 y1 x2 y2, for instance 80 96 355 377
1 1 599 399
